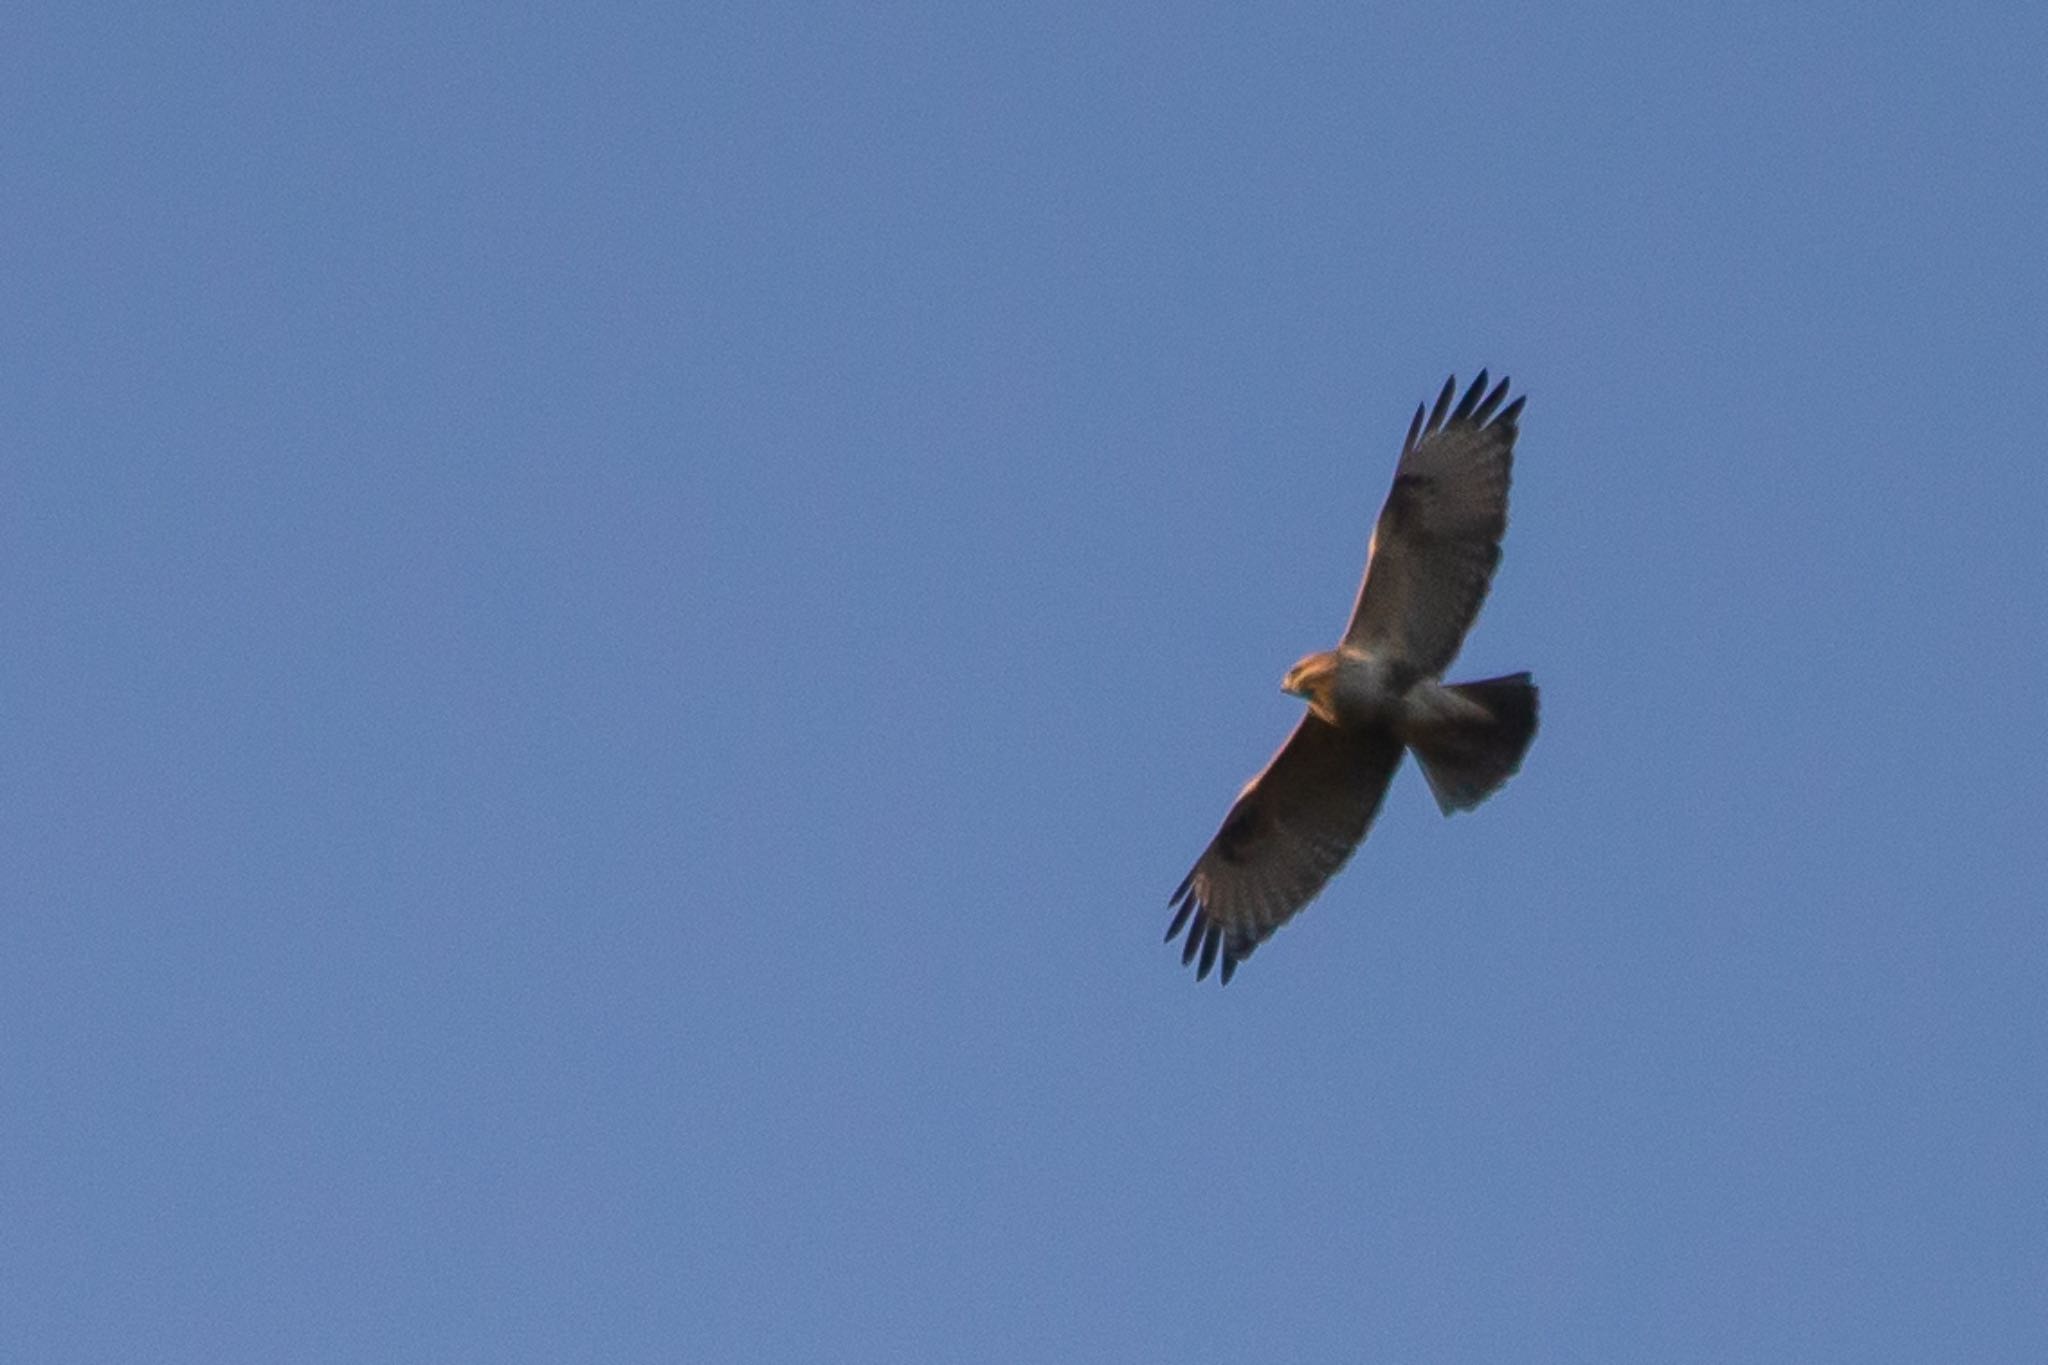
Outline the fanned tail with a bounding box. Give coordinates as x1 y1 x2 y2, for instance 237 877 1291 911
1407 672 1538 815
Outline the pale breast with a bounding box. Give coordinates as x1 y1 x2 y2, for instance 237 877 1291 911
1326 649 1418 726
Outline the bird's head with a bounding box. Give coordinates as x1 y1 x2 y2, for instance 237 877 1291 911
1281 651 1342 721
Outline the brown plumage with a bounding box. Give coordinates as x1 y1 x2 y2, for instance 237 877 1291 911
1166 373 1538 984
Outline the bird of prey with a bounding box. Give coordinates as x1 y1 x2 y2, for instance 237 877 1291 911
1166 372 1538 984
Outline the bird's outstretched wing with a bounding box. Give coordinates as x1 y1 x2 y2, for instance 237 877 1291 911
1343 373 1523 676
1166 716 1404 983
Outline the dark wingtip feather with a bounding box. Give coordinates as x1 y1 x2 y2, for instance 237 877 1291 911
1497 394 1527 428
1451 370 1489 422
1470 376 1511 425
1166 887 1248 982
1403 403 1425 455
1427 375 1457 432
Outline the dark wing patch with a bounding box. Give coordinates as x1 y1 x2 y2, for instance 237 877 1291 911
1166 716 1404 984
1212 799 1265 864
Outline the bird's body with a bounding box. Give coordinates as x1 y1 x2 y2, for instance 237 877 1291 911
1167 372 1538 984
1286 647 1413 727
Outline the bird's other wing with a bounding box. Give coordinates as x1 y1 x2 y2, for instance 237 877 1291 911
1166 715 1404 983
1342 373 1523 676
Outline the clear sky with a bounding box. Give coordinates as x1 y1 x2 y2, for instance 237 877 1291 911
7 3 2047 1361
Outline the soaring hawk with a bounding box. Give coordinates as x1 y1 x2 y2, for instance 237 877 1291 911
1167 373 1538 984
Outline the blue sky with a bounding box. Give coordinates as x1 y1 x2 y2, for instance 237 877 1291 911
7 3 2047 1360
